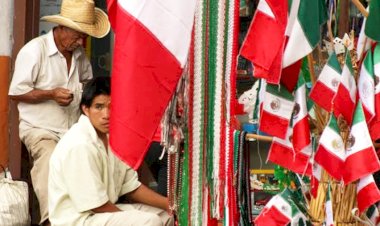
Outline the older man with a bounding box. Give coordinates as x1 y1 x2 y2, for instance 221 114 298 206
8 0 110 225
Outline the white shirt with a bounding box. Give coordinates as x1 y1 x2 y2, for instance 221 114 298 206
49 115 141 226
9 29 93 136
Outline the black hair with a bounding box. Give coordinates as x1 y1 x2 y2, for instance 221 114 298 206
80 76 111 113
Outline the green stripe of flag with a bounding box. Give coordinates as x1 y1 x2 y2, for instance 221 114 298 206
345 52 354 75
352 101 366 125
298 0 327 47
328 52 342 75
365 0 380 42
328 114 340 133
266 84 294 101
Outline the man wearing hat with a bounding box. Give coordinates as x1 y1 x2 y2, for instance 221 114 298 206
8 0 110 225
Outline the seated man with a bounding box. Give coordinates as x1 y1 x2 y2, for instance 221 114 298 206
48 76 173 226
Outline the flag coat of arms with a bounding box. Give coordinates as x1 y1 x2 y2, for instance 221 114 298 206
314 114 345 181
333 52 357 125
259 84 295 139
358 50 375 123
357 174 380 213
343 102 380 184
309 52 342 112
107 0 196 169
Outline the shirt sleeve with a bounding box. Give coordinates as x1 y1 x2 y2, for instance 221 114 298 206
120 166 141 196
9 43 41 95
62 143 109 212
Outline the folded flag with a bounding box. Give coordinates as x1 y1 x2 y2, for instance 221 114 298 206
107 0 196 169
370 43 380 140
309 52 342 112
314 114 345 181
240 0 287 84
333 52 357 125
259 84 295 139
343 101 380 184
292 74 311 153
268 127 312 176
357 174 380 213
359 49 375 124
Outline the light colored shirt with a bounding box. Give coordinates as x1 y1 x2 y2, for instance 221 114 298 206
48 115 141 226
9 29 92 136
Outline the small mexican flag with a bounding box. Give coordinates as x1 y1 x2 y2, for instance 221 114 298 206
292 74 311 153
325 184 334 226
358 49 375 123
259 83 295 139
309 52 342 112
268 127 312 176
370 43 380 140
343 101 380 184
314 114 345 181
333 52 357 125
255 188 308 226
357 174 380 213
310 162 322 198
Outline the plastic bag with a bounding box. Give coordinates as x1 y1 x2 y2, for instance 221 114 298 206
0 167 30 226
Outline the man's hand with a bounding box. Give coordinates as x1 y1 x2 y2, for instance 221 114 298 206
52 88 74 106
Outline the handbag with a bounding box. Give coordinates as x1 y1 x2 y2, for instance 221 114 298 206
0 165 31 226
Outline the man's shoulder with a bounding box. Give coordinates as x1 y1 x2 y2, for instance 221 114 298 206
19 34 49 55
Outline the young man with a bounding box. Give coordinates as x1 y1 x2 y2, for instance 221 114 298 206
8 1 110 224
48 77 173 226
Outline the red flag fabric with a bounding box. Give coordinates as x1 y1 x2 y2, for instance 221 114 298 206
240 0 288 84
107 0 196 169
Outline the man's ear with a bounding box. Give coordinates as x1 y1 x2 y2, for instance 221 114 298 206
81 105 90 117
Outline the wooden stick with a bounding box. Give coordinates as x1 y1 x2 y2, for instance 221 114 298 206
245 133 273 142
351 0 368 18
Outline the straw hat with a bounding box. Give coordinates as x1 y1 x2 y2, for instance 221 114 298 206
41 0 110 38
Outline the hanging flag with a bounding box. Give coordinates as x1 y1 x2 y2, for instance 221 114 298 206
357 174 380 213
310 162 322 198
240 0 288 84
370 43 380 140
343 102 380 184
365 0 380 42
107 0 196 169
309 52 342 112
259 84 295 139
282 0 327 68
333 52 357 125
268 127 312 176
314 114 345 181
358 50 375 123
325 184 334 226
292 72 311 153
